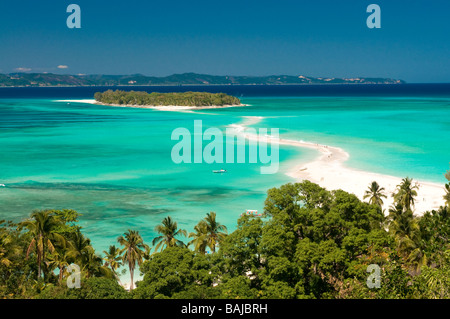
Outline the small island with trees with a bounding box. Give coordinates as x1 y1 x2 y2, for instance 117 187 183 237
94 90 243 109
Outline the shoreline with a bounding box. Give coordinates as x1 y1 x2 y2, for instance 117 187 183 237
55 99 247 111
232 116 445 215
54 102 446 214
1 82 407 89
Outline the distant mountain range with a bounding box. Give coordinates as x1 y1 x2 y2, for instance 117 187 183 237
0 72 405 87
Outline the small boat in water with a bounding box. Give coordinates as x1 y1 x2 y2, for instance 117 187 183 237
213 169 227 173
0 184 5 187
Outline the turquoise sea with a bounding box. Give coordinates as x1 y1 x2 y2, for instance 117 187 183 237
1 85 450 255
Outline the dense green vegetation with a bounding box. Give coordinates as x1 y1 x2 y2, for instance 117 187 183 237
1 170 449 299
94 90 241 107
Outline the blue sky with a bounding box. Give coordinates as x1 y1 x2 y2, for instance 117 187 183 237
1 0 449 82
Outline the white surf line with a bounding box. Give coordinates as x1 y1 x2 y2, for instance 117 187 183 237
55 99 97 103
230 116 446 215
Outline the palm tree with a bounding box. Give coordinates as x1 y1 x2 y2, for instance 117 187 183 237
103 245 124 285
83 248 113 279
117 230 149 290
66 229 94 268
152 216 187 252
46 250 71 285
20 210 65 280
189 212 228 254
0 226 18 269
407 246 428 275
364 181 387 208
0 234 13 268
444 183 450 207
188 221 208 254
393 177 419 211
388 204 418 241
388 203 425 273
64 228 111 278
203 212 228 253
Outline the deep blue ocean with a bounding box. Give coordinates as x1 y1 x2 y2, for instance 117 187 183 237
1 83 450 99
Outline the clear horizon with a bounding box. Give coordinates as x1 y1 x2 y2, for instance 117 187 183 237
1 0 450 83
3 72 450 84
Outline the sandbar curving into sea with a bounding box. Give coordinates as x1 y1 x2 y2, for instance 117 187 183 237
54 102 446 215
230 116 446 215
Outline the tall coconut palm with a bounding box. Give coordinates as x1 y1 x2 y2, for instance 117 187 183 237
103 245 124 285
203 212 228 253
188 221 208 254
20 210 65 280
364 181 387 208
393 177 419 211
117 230 149 290
152 216 187 252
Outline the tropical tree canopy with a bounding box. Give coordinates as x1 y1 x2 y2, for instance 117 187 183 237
1 171 450 299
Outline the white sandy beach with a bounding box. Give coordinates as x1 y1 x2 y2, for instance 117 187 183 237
55 99 247 111
232 116 446 215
